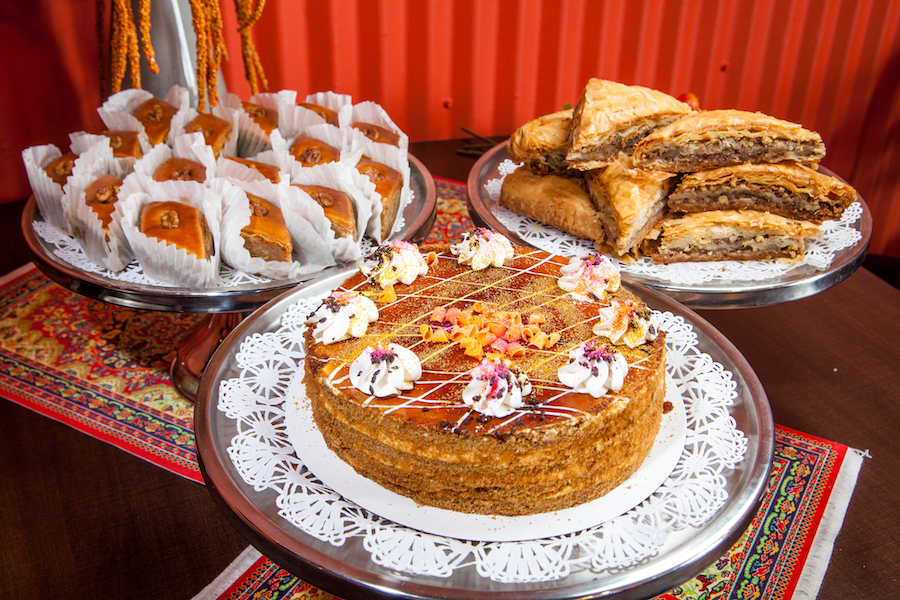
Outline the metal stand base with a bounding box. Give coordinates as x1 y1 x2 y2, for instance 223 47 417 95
170 312 244 402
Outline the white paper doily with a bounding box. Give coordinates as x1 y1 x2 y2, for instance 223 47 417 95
217 293 749 584
283 371 686 542
485 159 864 286
32 207 408 289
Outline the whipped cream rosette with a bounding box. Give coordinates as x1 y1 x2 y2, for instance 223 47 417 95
119 182 222 288
450 227 515 270
97 85 192 147
289 160 377 264
306 290 379 345
593 299 660 348
462 357 533 418
360 240 429 288
219 178 335 279
557 341 630 397
349 342 422 398
61 140 134 272
558 254 622 302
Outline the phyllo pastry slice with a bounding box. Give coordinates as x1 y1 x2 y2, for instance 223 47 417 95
241 194 292 262
139 200 215 260
498 166 605 242
356 157 403 241
633 109 826 172
641 210 820 263
184 112 233 158
668 162 856 224
566 78 692 171
292 183 358 241
583 157 678 256
507 108 575 176
290 135 341 166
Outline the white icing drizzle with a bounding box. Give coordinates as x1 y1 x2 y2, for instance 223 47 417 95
557 254 621 302
592 300 659 348
349 343 422 397
306 290 378 345
450 227 514 270
360 240 429 288
557 341 629 398
461 357 533 418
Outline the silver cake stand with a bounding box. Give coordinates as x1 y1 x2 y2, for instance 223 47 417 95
22 154 437 400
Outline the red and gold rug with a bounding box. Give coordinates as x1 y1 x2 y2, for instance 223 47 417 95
0 177 862 599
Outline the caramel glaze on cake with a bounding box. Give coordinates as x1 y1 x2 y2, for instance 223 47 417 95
226 156 281 183
241 194 293 262
357 157 403 240
292 183 358 240
298 102 340 126
303 244 667 516
140 201 214 259
44 152 78 186
101 130 143 159
153 157 207 183
290 135 341 166
85 174 124 234
184 112 232 158
133 97 178 146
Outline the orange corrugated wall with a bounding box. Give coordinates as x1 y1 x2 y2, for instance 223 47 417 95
219 0 900 257
3 1 898 256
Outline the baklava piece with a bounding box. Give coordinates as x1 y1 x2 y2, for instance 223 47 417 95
153 157 207 183
668 162 855 224
566 79 692 171
184 113 233 158
292 183 358 241
133 97 178 146
289 135 341 167
357 157 403 240
139 201 214 260
507 109 575 176
632 109 826 172
241 194 293 262
583 158 678 255
641 210 820 263
498 167 605 241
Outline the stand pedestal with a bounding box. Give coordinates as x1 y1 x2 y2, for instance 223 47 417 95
171 312 244 402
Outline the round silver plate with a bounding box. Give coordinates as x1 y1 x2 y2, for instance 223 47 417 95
467 142 872 309
195 273 774 600
22 154 437 313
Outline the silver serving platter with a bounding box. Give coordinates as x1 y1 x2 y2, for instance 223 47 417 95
22 154 437 313
194 271 774 600
467 142 872 309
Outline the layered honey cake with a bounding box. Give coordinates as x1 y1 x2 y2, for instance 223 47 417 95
303 231 667 516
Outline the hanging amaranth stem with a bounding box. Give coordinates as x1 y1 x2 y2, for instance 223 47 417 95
99 0 265 108
234 0 268 95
